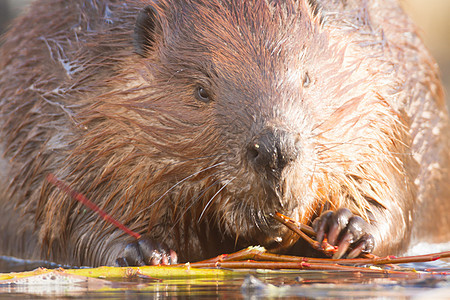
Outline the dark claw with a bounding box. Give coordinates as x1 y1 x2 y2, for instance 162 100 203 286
327 208 352 245
333 230 352 259
312 210 333 243
312 208 375 258
115 236 178 267
349 233 375 258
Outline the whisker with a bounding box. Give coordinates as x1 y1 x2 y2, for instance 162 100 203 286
139 161 225 215
198 176 236 223
316 140 409 156
317 159 393 165
170 170 228 229
315 138 363 153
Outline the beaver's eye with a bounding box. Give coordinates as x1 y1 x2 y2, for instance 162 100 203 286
303 72 311 88
196 86 211 103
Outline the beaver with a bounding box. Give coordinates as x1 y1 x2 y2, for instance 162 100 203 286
0 0 449 267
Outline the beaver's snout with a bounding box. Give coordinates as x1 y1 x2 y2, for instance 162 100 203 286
246 129 299 180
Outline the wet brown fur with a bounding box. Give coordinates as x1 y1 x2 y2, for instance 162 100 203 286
0 0 449 266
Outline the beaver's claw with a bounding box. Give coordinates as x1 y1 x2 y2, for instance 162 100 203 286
312 208 374 259
115 236 178 266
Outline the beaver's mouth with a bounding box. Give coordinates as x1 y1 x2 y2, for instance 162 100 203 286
231 193 302 251
251 213 301 252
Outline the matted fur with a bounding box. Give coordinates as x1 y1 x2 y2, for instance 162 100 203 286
0 0 449 266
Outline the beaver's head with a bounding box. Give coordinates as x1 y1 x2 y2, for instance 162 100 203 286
113 0 409 250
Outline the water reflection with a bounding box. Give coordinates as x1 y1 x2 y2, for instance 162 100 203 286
0 265 449 298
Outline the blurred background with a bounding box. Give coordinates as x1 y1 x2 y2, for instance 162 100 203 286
0 0 449 104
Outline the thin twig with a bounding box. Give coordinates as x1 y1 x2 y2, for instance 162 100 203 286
186 246 450 267
272 212 337 256
47 174 142 240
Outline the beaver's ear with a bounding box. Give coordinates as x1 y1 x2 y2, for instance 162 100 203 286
134 5 161 57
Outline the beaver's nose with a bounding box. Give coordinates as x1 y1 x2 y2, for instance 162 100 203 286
246 129 298 176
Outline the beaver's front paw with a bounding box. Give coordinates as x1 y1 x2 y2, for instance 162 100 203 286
312 208 374 259
115 236 178 266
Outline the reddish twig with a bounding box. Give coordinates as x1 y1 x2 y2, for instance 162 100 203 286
252 251 450 266
47 174 141 240
272 212 338 256
186 245 450 267
190 246 266 264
